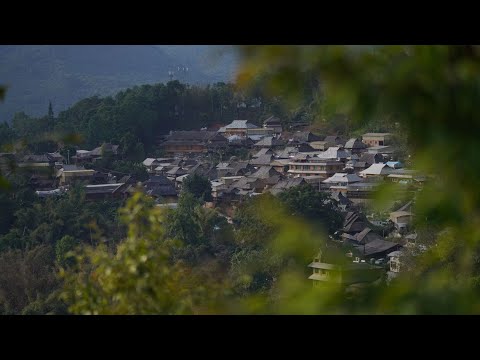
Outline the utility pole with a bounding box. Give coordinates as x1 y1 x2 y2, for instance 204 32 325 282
67 149 70 165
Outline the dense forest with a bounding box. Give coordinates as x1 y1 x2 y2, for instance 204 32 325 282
0 79 328 157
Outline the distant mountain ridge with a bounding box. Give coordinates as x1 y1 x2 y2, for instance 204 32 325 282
0 45 239 122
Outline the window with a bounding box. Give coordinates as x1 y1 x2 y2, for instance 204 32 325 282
314 268 319 274
379 141 384 145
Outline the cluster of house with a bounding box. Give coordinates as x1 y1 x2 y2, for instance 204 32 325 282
0 143 137 200
142 118 424 287
307 200 420 289
149 119 423 207
0 115 425 288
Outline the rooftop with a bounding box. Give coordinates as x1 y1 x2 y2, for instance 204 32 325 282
362 132 392 137
225 120 259 129
323 173 363 184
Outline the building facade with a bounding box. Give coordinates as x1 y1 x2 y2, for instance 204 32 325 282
362 133 392 147
288 158 344 179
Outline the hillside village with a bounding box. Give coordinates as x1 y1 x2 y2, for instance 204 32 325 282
0 116 426 288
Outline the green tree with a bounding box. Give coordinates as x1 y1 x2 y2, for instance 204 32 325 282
166 192 203 245
60 191 221 315
48 101 54 131
0 122 15 150
278 184 343 235
182 173 213 202
0 192 16 235
0 245 61 315
111 160 148 181
55 235 77 267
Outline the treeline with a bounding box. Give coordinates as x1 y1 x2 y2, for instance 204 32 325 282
0 80 307 155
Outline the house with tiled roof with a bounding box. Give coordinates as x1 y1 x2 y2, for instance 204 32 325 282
344 138 367 154
359 163 396 178
161 131 219 155
253 148 274 158
263 116 283 134
218 120 259 138
253 136 285 148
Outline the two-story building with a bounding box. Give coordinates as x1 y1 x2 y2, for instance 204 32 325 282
57 165 95 185
161 131 221 154
359 163 396 178
72 143 119 164
218 120 259 138
288 155 344 179
344 138 367 155
308 250 384 287
263 116 283 134
18 154 57 180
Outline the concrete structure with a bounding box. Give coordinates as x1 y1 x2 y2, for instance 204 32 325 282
362 133 392 147
288 156 344 179
57 165 95 185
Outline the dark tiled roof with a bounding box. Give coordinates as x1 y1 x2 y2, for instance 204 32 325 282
344 138 367 149
253 148 274 158
165 131 217 142
146 186 177 197
292 132 323 143
249 154 274 166
264 115 282 125
271 177 306 190
275 147 298 159
359 153 383 165
231 162 255 176
296 143 316 152
90 143 119 156
22 154 52 163
166 167 188 176
144 175 174 186
254 136 285 147
251 166 280 179
355 239 401 257
225 120 258 129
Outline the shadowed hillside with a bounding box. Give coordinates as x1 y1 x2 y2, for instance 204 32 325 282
0 45 238 122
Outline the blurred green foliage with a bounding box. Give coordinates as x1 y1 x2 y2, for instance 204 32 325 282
60 191 226 314
235 45 480 313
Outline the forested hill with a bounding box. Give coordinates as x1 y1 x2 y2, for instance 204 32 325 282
0 45 239 123
2 80 294 157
